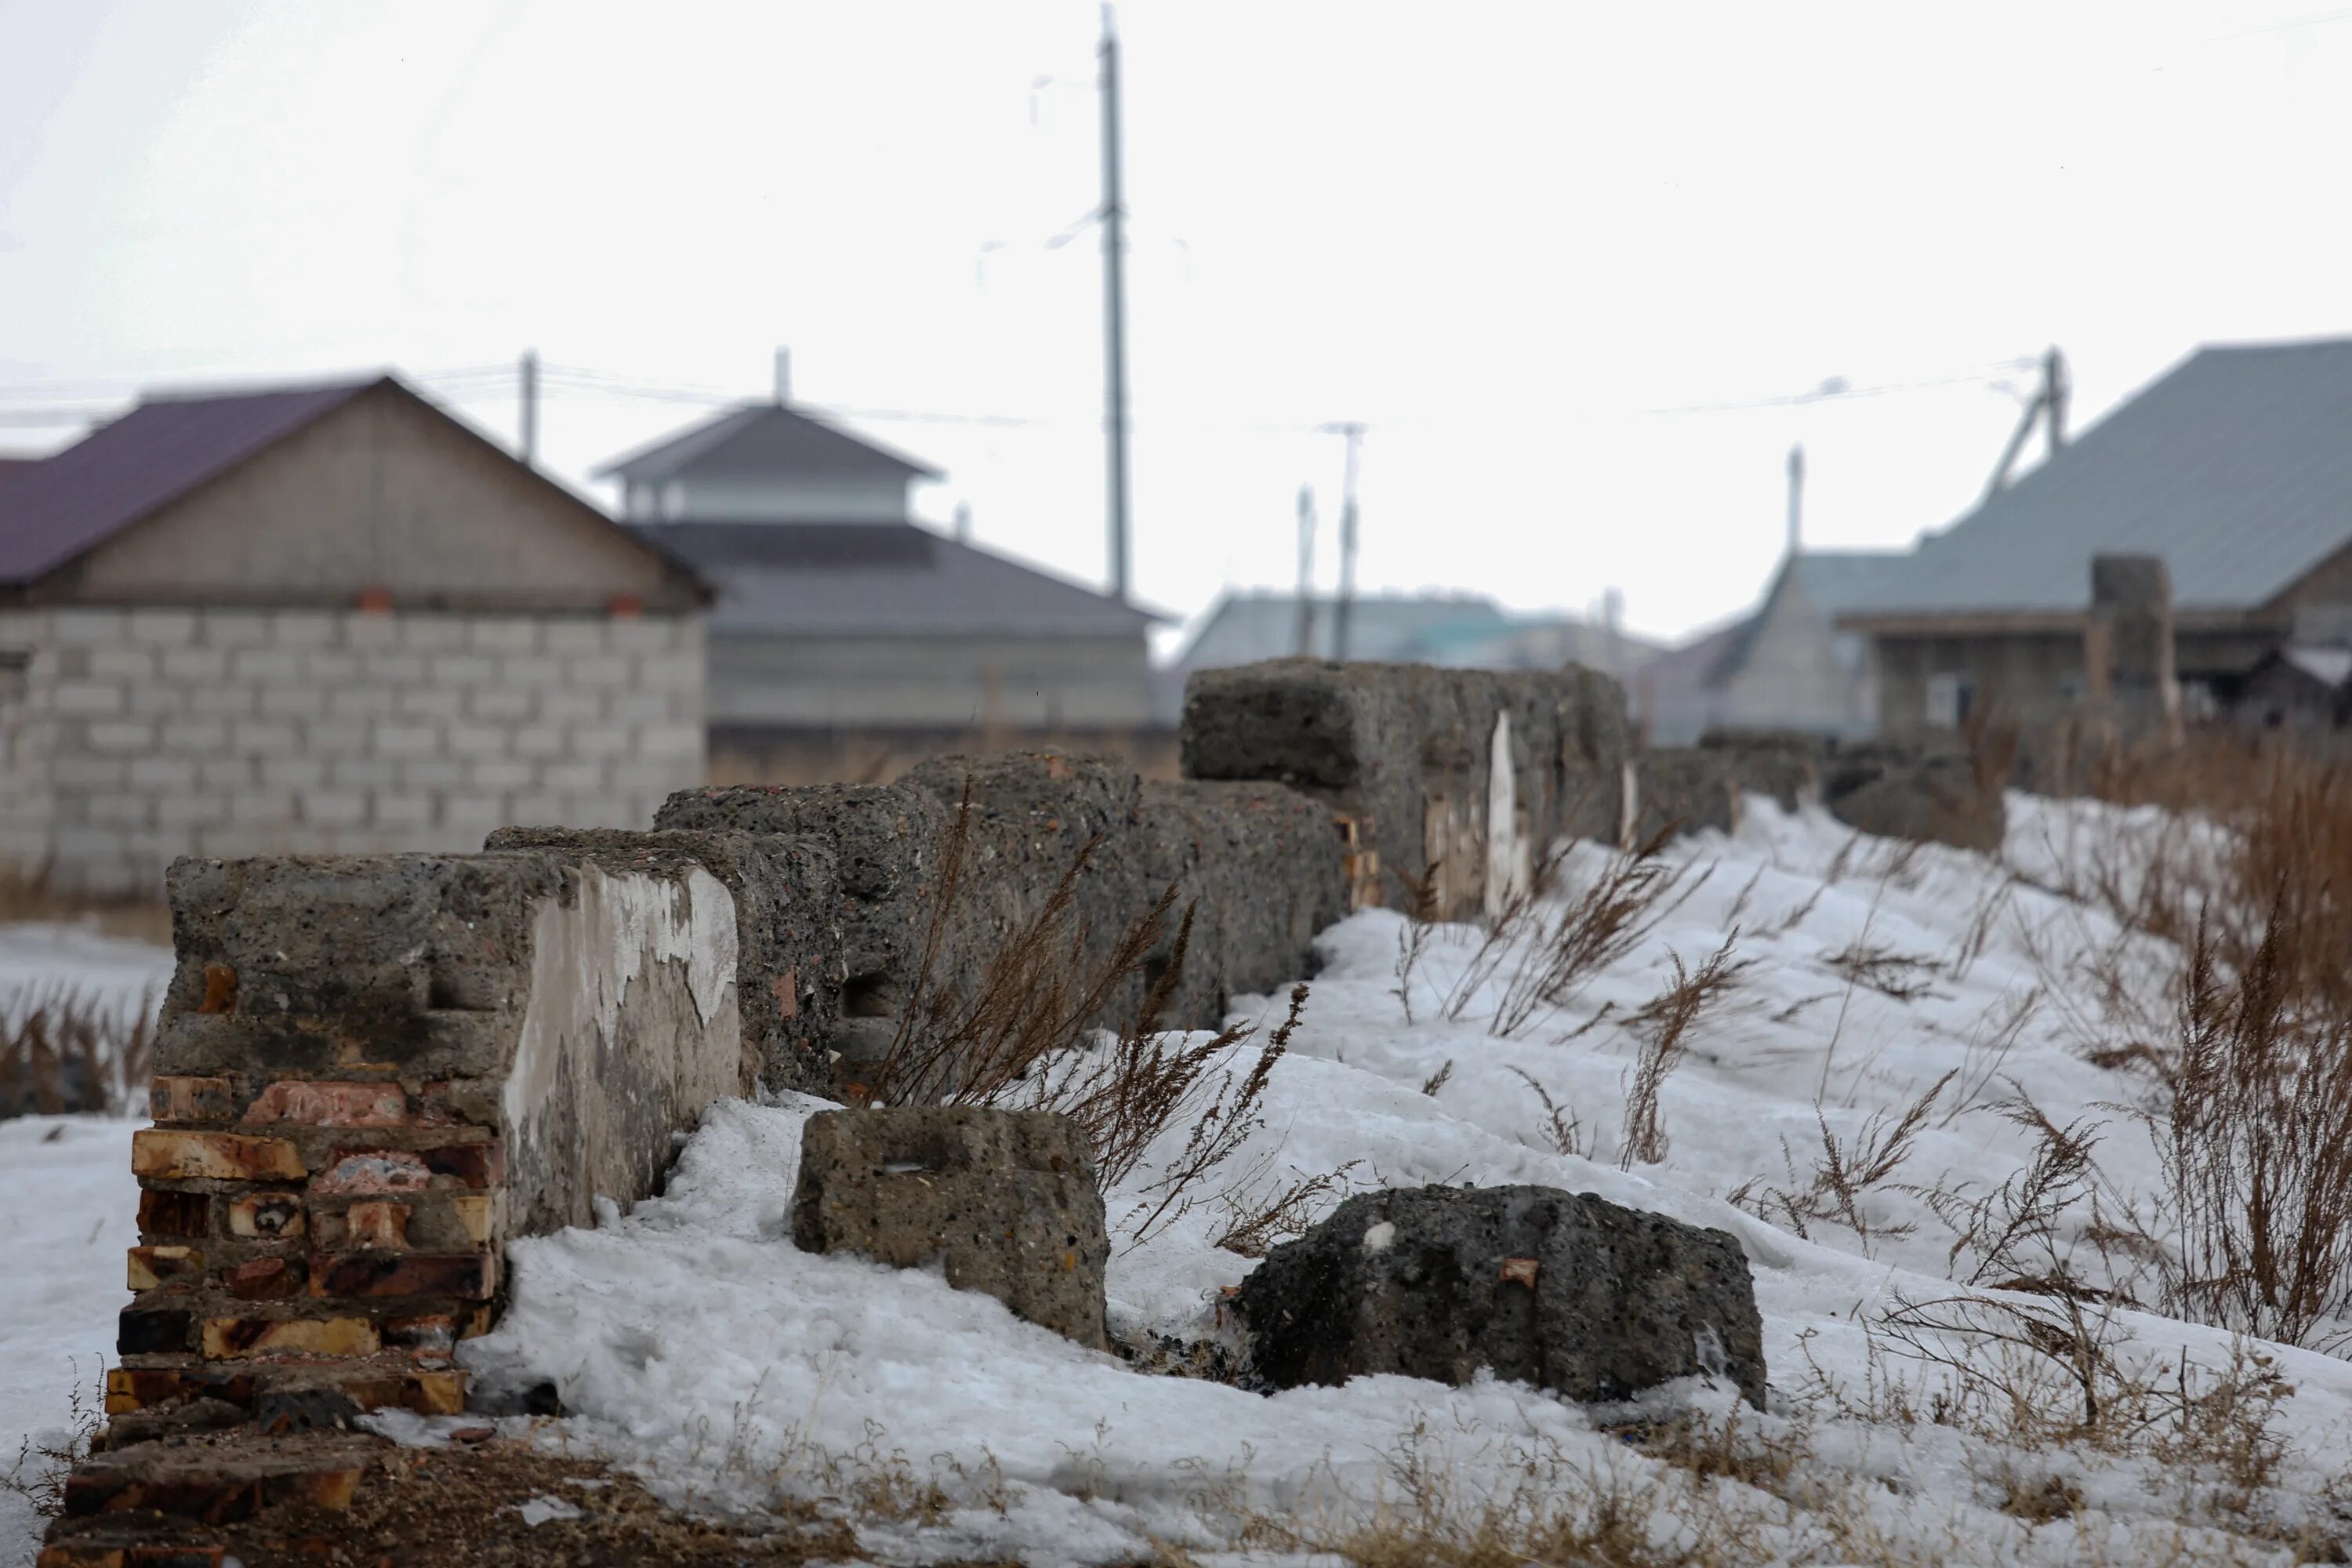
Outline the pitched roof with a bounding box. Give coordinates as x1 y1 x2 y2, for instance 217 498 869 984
1861 337 2352 618
1708 549 1910 685
0 379 376 585
641 521 1156 638
1173 590 1515 670
595 402 942 485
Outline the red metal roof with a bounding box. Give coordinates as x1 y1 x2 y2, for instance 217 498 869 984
0 377 379 586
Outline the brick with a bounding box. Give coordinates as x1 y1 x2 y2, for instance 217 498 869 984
118 1306 193 1356
541 620 610 655
105 1367 255 1415
398 617 468 652
138 1189 211 1238
241 1080 408 1128
226 1192 305 1240
83 720 155 754
158 718 229 754
256 685 326 720
128 756 197 791
159 645 230 683
228 648 302 684
197 964 237 1014
221 1256 305 1301
53 681 127 717
409 1369 467 1415
300 791 368 827
384 1313 456 1353
467 619 540 654
427 654 497 686
201 1316 379 1359
132 1131 303 1182
345 1201 408 1250
418 1079 499 1127
89 646 157 682
450 1194 494 1246
195 611 267 648
368 722 440 757
150 1076 234 1124
310 1251 494 1300
127 1246 204 1291
395 684 464 720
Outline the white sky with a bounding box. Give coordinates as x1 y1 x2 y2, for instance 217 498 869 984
2 2 2349 649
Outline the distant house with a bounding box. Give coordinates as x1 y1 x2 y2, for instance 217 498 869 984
1840 338 2352 733
1166 590 1653 721
0 375 709 895
1633 552 1906 744
599 399 1160 782
2238 645 2352 731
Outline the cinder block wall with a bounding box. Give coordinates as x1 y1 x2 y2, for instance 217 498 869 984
0 606 705 896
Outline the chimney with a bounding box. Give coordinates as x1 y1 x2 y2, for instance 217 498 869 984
774 348 792 405
1785 442 1805 556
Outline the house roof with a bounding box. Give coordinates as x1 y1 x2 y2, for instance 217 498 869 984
1708 550 1910 685
0 379 377 586
594 402 943 485
1173 590 1515 670
641 521 1156 638
1860 337 2352 619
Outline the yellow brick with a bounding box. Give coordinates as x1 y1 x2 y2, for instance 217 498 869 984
201 1316 380 1359
410 1370 467 1415
131 1128 303 1182
126 1244 200 1290
450 1193 494 1246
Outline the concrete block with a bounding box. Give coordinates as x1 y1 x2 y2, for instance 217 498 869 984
443 723 510 759
538 691 603 724
606 618 680 654
50 611 128 646
541 621 612 655
364 652 428 684
257 757 327 792
466 619 540 654
257 684 328 720
230 720 301 757
267 612 341 648
197 612 270 648
85 720 155 754
427 654 498 688
565 725 631 760
230 648 303 685
125 608 201 645
302 792 368 827
398 757 467 791
567 655 630 689
396 684 466 721
156 793 231 829
369 723 441 758
397 617 468 652
198 757 257 792
793 1108 1108 1349
52 680 126 717
129 757 199 792
498 655 564 688
466 686 532 721
88 646 157 682
189 684 256 717
325 685 395 719
160 645 231 684
159 719 230 756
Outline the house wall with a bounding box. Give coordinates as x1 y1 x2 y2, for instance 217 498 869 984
0 606 705 896
53 386 692 613
1873 630 2089 734
708 631 1154 731
642 475 911 524
1715 579 1876 736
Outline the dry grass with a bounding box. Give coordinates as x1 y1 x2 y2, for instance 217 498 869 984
0 863 169 945
0 1360 100 1519
1 982 156 1117
1730 1072 1953 1253
1618 935 1748 1169
858 782 1301 1248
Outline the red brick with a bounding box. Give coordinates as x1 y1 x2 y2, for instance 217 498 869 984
310 1251 495 1301
418 1079 499 1127
104 1367 254 1415
137 1189 211 1239
221 1256 305 1301
131 1131 303 1182
241 1080 408 1128
225 1192 304 1240
344 1201 408 1250
197 962 237 1014
384 1313 456 1353
118 1307 192 1356
149 1076 234 1124
311 1142 500 1196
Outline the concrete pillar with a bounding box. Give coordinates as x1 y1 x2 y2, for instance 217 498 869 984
2089 554 2179 737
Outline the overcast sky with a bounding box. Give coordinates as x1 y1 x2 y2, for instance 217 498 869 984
3 2 2349 649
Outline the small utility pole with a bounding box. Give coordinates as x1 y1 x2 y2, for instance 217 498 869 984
518 350 539 467
774 347 792 405
1294 485 1319 656
1984 345 2071 500
1099 5 1133 604
1328 423 1364 661
1785 441 1805 555
2043 345 2070 448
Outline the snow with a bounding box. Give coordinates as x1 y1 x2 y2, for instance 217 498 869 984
16 800 2352 1563
0 913 170 1566
452 791 2352 1563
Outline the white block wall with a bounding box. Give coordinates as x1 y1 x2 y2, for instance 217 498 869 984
0 607 706 896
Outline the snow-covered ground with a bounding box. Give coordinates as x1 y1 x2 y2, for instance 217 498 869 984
0 925 168 1566
15 800 2352 1563
454 793 2352 1565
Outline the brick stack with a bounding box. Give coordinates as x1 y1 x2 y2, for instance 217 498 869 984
111 1055 496 1428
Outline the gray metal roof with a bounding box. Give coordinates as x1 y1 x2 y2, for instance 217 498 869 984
1708 550 1909 684
1867 338 2352 617
641 521 1156 638
1173 590 1515 670
595 402 942 484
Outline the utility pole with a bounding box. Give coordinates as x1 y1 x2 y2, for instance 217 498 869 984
1327 423 1364 661
1294 485 1319 656
1785 441 1804 555
1984 345 2070 500
1099 5 1133 604
774 347 792 405
518 349 539 468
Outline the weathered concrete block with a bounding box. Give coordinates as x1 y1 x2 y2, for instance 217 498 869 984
1181 661 1631 922
1821 743 2004 853
792 1108 1109 1350
1633 748 1742 844
1236 1184 1766 1410
1696 728 1824 813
